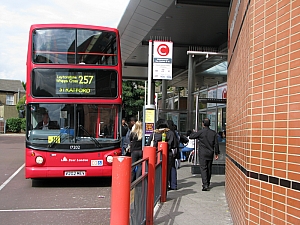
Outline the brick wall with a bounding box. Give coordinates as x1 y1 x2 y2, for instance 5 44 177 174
226 0 300 224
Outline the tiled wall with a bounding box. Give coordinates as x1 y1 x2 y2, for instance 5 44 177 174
226 0 300 224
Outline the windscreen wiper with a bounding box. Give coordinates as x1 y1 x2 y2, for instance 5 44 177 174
79 125 102 147
48 126 69 148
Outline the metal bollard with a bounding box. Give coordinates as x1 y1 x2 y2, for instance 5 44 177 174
143 146 156 225
110 156 131 225
158 142 168 202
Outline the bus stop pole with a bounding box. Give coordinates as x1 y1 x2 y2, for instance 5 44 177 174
147 40 153 105
110 156 131 225
158 142 168 202
187 54 195 130
143 146 156 225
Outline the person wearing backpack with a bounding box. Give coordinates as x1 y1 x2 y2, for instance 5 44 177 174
147 119 178 190
167 120 180 189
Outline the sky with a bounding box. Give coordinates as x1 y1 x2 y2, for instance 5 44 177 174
0 0 130 83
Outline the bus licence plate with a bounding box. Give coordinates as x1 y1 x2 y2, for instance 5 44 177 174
64 171 86 176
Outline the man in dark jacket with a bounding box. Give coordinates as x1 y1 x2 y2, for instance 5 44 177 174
35 112 60 130
122 116 137 156
189 118 220 191
121 118 128 155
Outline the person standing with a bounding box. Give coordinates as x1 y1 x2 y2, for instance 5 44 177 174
180 130 195 161
123 116 137 156
189 118 220 191
167 120 180 189
121 118 128 155
130 121 143 182
147 119 178 190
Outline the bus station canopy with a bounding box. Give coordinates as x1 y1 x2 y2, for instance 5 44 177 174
118 0 230 88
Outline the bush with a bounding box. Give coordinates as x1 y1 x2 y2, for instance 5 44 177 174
6 118 23 133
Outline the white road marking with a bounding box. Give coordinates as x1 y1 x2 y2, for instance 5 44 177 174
0 163 25 191
0 207 110 212
0 164 111 213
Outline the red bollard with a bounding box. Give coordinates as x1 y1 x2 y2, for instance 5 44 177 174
143 146 156 225
158 142 168 202
110 156 131 225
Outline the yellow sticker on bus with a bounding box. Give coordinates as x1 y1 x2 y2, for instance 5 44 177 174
48 136 61 143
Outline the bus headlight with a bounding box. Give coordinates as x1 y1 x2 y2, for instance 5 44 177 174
35 156 44 164
106 156 113 163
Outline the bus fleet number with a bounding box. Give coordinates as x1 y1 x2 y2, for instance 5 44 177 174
70 145 80 149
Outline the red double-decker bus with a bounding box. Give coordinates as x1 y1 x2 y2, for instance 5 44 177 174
25 24 122 179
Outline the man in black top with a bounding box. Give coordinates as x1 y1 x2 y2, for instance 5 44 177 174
121 118 128 154
35 112 60 130
122 116 137 156
189 118 220 191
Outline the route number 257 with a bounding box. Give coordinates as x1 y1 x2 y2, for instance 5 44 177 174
78 75 93 84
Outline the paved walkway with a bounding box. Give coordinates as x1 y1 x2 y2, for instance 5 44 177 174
154 162 233 225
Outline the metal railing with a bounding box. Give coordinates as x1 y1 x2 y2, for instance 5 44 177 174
130 158 148 225
154 149 162 206
110 142 168 225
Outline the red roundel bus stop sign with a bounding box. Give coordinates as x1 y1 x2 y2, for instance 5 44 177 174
153 41 173 80
157 44 170 56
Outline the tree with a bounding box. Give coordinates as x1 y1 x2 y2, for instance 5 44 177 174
16 95 26 118
22 81 26 91
16 95 26 111
122 80 145 120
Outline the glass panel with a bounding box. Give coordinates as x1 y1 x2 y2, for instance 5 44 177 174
179 113 187 133
77 29 117 65
33 29 76 64
198 91 207 109
27 103 119 146
206 110 216 131
31 68 118 98
204 61 227 75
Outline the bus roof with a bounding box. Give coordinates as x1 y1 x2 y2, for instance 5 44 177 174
30 24 119 33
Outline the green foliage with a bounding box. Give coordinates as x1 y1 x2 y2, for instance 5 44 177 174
122 80 145 119
6 118 23 133
16 95 26 111
22 81 26 91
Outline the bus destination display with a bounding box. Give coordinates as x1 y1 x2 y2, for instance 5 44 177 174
56 72 95 95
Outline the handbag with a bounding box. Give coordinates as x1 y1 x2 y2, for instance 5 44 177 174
124 144 131 156
180 134 189 144
150 134 155 147
171 148 177 157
